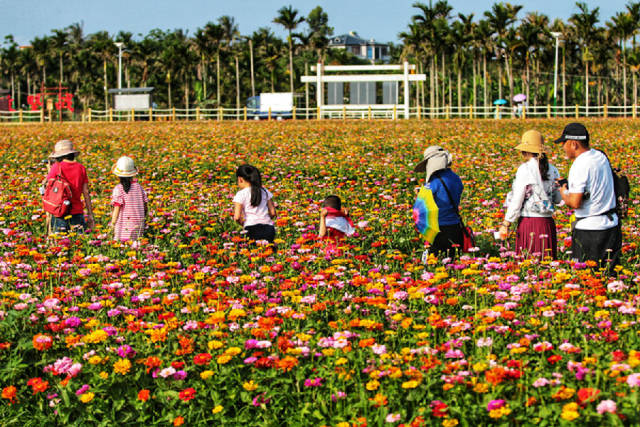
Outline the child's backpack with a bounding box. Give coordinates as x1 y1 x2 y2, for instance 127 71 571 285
599 150 631 220
42 169 72 218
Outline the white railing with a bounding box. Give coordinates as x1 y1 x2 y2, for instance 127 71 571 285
3 104 640 123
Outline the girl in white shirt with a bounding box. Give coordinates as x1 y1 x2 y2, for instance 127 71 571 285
499 130 561 258
233 164 277 243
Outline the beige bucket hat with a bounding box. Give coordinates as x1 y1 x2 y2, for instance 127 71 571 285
112 156 138 177
49 140 79 158
413 145 452 181
515 130 545 154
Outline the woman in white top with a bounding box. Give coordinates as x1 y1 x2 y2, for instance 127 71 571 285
233 164 277 243
499 130 561 258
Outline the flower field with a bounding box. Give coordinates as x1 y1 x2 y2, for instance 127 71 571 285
1 119 640 426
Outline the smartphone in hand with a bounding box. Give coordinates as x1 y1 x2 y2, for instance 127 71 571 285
557 178 568 187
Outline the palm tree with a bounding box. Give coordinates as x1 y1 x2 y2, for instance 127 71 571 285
194 27 212 102
570 2 600 112
219 16 240 108
273 5 304 93
485 2 523 109
31 36 50 92
50 29 68 90
202 23 224 107
88 31 115 109
399 22 426 108
449 17 470 112
608 11 635 111
474 19 493 112
307 6 333 64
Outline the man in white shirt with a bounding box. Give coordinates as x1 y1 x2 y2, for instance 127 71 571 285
555 123 622 274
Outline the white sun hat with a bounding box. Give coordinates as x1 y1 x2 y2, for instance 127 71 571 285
112 156 138 177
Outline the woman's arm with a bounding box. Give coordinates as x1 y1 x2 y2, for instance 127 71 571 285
267 199 276 219
499 170 527 238
233 202 245 226
82 182 95 229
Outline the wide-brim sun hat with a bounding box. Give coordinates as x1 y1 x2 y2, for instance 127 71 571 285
515 130 545 154
413 145 452 181
49 140 79 158
112 156 138 177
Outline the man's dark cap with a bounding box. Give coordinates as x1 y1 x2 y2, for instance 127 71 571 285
554 123 589 144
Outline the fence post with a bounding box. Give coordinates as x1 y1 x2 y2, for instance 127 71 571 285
393 104 397 120
268 107 272 121
368 105 372 119
109 108 113 122
469 105 473 119
292 106 296 120
417 105 421 120
316 106 320 120
218 107 222 121
19 109 23 123
40 109 44 123
342 105 346 120
604 104 608 118
196 107 201 121
522 106 526 119
172 107 176 121
88 108 92 122
243 107 247 121
445 106 450 120
545 105 550 119
130 108 135 122
148 108 153 122
634 104 637 119
575 104 579 118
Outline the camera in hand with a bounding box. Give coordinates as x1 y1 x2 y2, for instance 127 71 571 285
557 178 568 187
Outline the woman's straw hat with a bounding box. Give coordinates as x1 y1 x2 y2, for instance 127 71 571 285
112 156 138 177
515 130 545 154
49 140 79 158
413 145 452 181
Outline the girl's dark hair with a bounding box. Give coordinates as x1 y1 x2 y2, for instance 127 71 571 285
323 195 341 210
236 164 264 207
60 153 76 161
120 176 133 193
536 153 550 181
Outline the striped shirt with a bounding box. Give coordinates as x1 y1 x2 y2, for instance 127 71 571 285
111 181 148 241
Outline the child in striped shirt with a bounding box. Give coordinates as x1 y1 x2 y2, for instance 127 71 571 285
110 156 148 241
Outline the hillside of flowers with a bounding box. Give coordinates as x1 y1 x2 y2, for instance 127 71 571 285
1 119 639 426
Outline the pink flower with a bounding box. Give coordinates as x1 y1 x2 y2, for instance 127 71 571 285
487 399 506 411
596 400 617 414
626 373 640 388
385 413 401 423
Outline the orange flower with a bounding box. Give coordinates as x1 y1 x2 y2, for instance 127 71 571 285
26 377 48 394
138 389 150 402
359 338 376 348
173 416 184 426
32 333 53 351
276 356 298 372
178 388 196 402
1 385 17 404
577 388 600 405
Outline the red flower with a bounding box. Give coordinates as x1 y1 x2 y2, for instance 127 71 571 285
1 385 17 404
612 350 626 362
26 377 48 394
430 401 448 417
547 355 562 364
193 353 212 366
171 361 185 370
138 389 150 402
577 387 600 405
179 388 196 402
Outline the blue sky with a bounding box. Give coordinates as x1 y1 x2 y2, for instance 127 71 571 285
0 0 631 46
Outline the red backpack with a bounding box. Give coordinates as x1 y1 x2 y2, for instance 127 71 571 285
42 167 72 218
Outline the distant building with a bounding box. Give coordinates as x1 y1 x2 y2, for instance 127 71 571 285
328 31 390 63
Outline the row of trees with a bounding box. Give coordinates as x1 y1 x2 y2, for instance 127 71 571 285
1 2 640 112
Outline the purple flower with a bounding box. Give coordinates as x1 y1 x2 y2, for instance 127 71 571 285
487 399 506 411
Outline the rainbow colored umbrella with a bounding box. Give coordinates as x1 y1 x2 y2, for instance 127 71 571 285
413 185 440 243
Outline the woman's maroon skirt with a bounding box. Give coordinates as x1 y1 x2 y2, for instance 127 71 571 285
515 217 557 259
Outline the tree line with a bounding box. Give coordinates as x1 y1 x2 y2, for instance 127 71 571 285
1 2 639 112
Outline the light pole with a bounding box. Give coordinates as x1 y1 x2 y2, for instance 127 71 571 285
114 42 124 90
550 32 561 115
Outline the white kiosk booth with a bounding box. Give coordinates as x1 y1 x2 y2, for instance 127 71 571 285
301 62 425 119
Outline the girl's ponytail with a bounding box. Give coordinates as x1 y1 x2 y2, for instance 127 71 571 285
538 153 550 181
236 164 264 207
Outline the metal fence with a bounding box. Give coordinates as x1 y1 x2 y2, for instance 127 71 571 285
3 104 640 123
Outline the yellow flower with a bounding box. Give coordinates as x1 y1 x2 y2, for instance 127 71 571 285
336 423 350 427
366 380 380 391
243 380 258 391
489 406 511 419
84 329 108 344
442 419 459 427
335 357 348 366
473 383 489 393
401 380 420 389
99 371 109 380
79 392 95 403
113 358 132 375
225 347 242 356
217 354 232 364
200 370 214 380
208 340 224 350
561 402 580 421
88 355 103 365
212 405 223 414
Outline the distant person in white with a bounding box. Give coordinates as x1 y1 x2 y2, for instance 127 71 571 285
555 123 622 273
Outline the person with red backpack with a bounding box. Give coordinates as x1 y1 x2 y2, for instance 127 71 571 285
44 140 95 233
